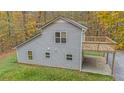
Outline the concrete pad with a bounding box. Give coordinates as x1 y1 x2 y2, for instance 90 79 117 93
108 52 124 80
82 56 111 75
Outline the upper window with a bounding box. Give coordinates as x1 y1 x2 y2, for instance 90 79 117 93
55 32 66 43
28 51 33 60
55 32 60 43
61 32 66 43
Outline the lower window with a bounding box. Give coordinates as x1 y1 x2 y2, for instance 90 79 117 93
45 52 50 58
28 51 33 60
66 54 72 60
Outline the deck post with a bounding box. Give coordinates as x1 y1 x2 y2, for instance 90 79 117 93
103 52 105 57
111 52 116 75
106 52 109 64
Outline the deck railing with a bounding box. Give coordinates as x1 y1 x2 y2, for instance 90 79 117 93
84 36 117 45
83 36 117 52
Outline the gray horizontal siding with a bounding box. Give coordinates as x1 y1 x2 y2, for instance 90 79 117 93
16 19 84 70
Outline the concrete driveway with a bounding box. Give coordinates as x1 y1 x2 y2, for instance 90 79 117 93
108 51 124 81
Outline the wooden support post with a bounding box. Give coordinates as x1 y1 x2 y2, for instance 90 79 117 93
97 43 99 51
103 52 105 57
106 52 109 64
111 52 116 75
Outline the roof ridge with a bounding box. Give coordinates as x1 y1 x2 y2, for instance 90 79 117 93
37 16 87 31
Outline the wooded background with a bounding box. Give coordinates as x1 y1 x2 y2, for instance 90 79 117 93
0 11 124 52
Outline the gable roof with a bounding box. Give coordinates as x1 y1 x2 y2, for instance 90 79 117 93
15 16 87 48
40 16 87 30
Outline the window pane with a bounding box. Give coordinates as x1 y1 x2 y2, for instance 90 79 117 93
56 38 60 43
67 58 72 60
46 52 50 55
29 56 33 60
55 32 60 37
61 32 66 38
67 55 72 57
46 56 50 58
28 51 32 55
61 38 66 43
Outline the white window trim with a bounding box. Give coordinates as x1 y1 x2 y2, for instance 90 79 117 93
55 32 67 44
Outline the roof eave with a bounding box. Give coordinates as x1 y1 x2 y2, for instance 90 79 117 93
14 33 41 49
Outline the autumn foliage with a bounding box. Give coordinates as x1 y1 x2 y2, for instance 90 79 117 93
0 11 124 52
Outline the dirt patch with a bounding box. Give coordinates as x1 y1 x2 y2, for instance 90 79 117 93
0 49 16 59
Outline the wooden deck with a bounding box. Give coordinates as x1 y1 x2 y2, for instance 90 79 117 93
83 36 117 52
83 36 117 75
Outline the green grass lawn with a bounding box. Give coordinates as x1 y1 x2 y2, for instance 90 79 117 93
84 51 104 57
0 51 114 81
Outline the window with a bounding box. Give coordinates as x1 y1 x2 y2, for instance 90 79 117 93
55 32 66 43
61 32 66 43
66 54 72 60
45 52 50 58
28 51 33 60
55 32 60 43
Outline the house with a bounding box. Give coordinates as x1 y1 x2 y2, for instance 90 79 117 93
15 16 88 71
